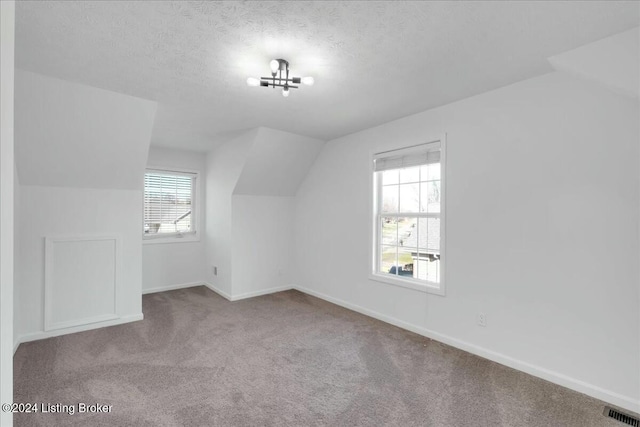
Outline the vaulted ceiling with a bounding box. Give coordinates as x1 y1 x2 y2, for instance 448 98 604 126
15 1 640 151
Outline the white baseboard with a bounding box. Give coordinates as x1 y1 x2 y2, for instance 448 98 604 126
142 281 205 295
293 285 640 415
203 282 293 301
13 336 20 354
203 282 233 301
18 313 144 345
231 285 293 301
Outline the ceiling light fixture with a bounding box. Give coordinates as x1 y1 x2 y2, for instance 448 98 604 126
247 59 313 97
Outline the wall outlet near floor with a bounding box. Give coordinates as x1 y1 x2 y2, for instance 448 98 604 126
212 266 217 276
477 313 487 327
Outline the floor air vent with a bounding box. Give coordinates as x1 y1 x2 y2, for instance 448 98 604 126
604 406 640 426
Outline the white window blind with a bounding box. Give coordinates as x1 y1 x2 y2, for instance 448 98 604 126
144 170 196 236
373 141 440 172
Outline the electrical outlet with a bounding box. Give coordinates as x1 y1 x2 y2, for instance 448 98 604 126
212 266 217 276
477 313 487 327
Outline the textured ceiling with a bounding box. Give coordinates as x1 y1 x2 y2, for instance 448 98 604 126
15 1 640 151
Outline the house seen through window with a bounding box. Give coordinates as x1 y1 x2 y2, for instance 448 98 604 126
144 169 196 237
373 140 444 291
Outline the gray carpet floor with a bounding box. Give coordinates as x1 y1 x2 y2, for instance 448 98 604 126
14 286 624 426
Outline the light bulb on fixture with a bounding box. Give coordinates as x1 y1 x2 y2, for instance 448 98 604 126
270 59 280 74
247 58 311 97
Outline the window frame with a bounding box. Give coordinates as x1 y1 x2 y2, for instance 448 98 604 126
369 135 446 296
143 166 200 245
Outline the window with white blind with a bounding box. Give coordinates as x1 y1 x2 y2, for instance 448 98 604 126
143 169 197 239
371 139 445 295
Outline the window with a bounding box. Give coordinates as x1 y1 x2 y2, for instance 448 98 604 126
143 169 197 239
371 139 445 294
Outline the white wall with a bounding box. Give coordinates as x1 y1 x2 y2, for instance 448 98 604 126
0 2 15 425
295 71 640 411
206 127 324 299
548 27 639 99
234 127 325 196
143 147 207 292
223 127 323 299
17 186 144 339
205 130 257 296
13 165 19 350
13 72 157 342
232 195 295 298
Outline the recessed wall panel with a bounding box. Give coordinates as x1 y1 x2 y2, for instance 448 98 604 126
44 236 119 331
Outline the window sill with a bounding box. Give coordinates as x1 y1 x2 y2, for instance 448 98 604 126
142 232 200 245
369 273 445 296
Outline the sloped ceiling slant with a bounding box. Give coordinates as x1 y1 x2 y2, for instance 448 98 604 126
15 70 158 190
